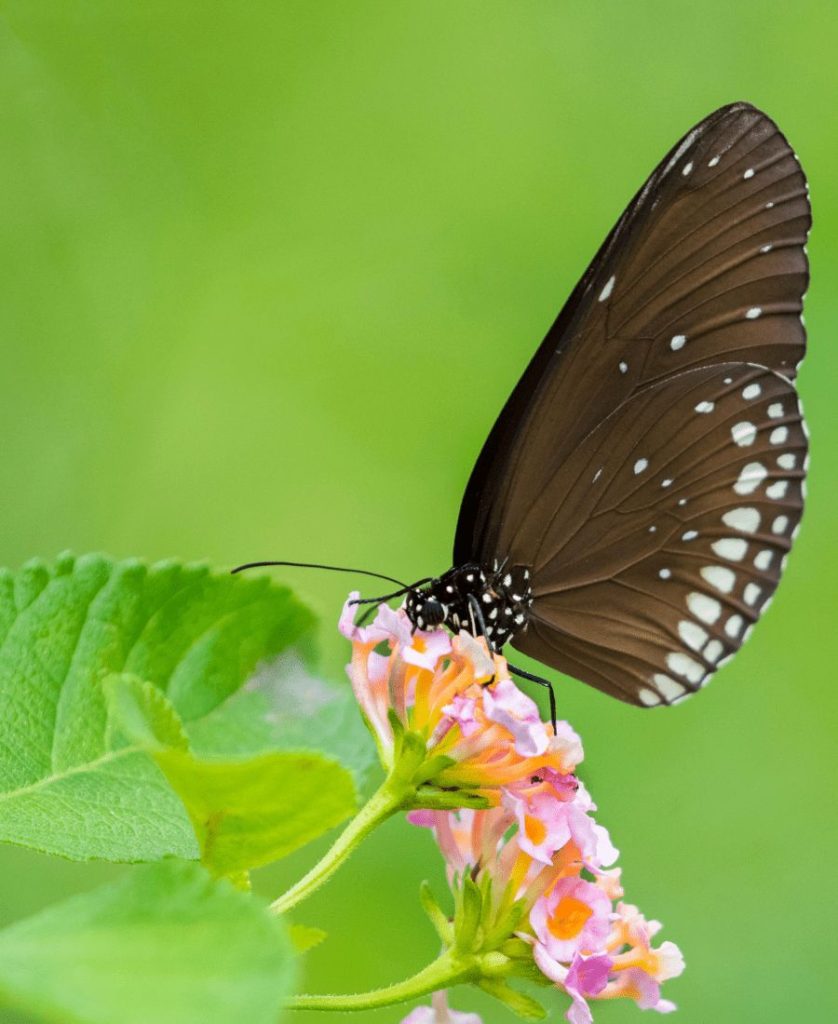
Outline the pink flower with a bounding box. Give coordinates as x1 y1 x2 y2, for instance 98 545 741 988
504 781 618 870
531 877 612 962
401 991 482 1024
602 969 677 1013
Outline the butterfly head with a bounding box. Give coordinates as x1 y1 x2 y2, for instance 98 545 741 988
406 590 447 630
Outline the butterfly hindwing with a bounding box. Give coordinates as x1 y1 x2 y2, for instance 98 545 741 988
508 363 807 706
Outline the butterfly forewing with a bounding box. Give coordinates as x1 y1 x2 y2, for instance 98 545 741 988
453 102 810 705
455 103 810 568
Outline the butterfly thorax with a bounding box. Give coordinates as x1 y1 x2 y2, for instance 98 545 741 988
405 562 533 650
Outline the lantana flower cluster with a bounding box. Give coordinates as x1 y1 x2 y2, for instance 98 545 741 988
340 596 684 1024
340 593 581 805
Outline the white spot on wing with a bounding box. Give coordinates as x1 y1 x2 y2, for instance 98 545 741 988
654 673 687 701
745 307 762 319
658 568 671 579
731 421 757 446
667 652 705 684
734 462 767 495
772 515 789 535
766 480 789 500
725 614 744 638
777 453 796 470
768 402 784 419
687 592 722 625
708 155 720 167
722 507 760 533
634 458 649 475
744 582 762 607
712 538 748 561
754 549 773 570
704 639 724 663
662 130 698 175
742 383 762 400
638 687 660 707
682 161 693 176
743 168 755 179
619 361 628 373
670 334 686 351
599 275 615 302
695 400 714 414
679 620 708 651
682 530 698 541
770 426 789 445
701 565 736 594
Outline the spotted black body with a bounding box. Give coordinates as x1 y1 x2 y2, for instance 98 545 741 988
404 562 533 650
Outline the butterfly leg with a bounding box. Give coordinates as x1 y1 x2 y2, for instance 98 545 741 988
466 594 494 647
507 663 557 736
466 594 498 686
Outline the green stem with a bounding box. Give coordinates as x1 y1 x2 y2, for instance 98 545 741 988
270 774 409 915
287 950 478 1011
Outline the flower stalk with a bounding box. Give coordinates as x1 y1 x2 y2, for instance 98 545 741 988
288 949 481 1011
270 772 411 915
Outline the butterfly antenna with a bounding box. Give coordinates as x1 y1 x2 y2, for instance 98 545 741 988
230 559 412 590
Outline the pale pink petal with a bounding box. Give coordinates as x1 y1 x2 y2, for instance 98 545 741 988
565 953 613 997
549 721 585 771
401 1009 435 1024
482 678 548 756
616 968 662 1010
594 867 624 901
375 602 415 648
401 991 483 1024
407 809 437 828
404 629 453 670
454 631 496 679
655 941 686 981
532 941 568 985
565 990 594 1024
338 593 393 644
442 693 481 737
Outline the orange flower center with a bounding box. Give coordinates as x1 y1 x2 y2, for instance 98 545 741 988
524 814 547 846
547 896 593 940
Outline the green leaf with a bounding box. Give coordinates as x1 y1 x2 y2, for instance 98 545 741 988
0 860 295 1024
454 874 483 953
108 672 357 876
289 923 327 953
479 979 547 1022
186 649 376 787
419 880 453 944
105 674 189 751
0 553 315 862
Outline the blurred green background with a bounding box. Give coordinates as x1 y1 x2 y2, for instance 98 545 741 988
1 3 836 1022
